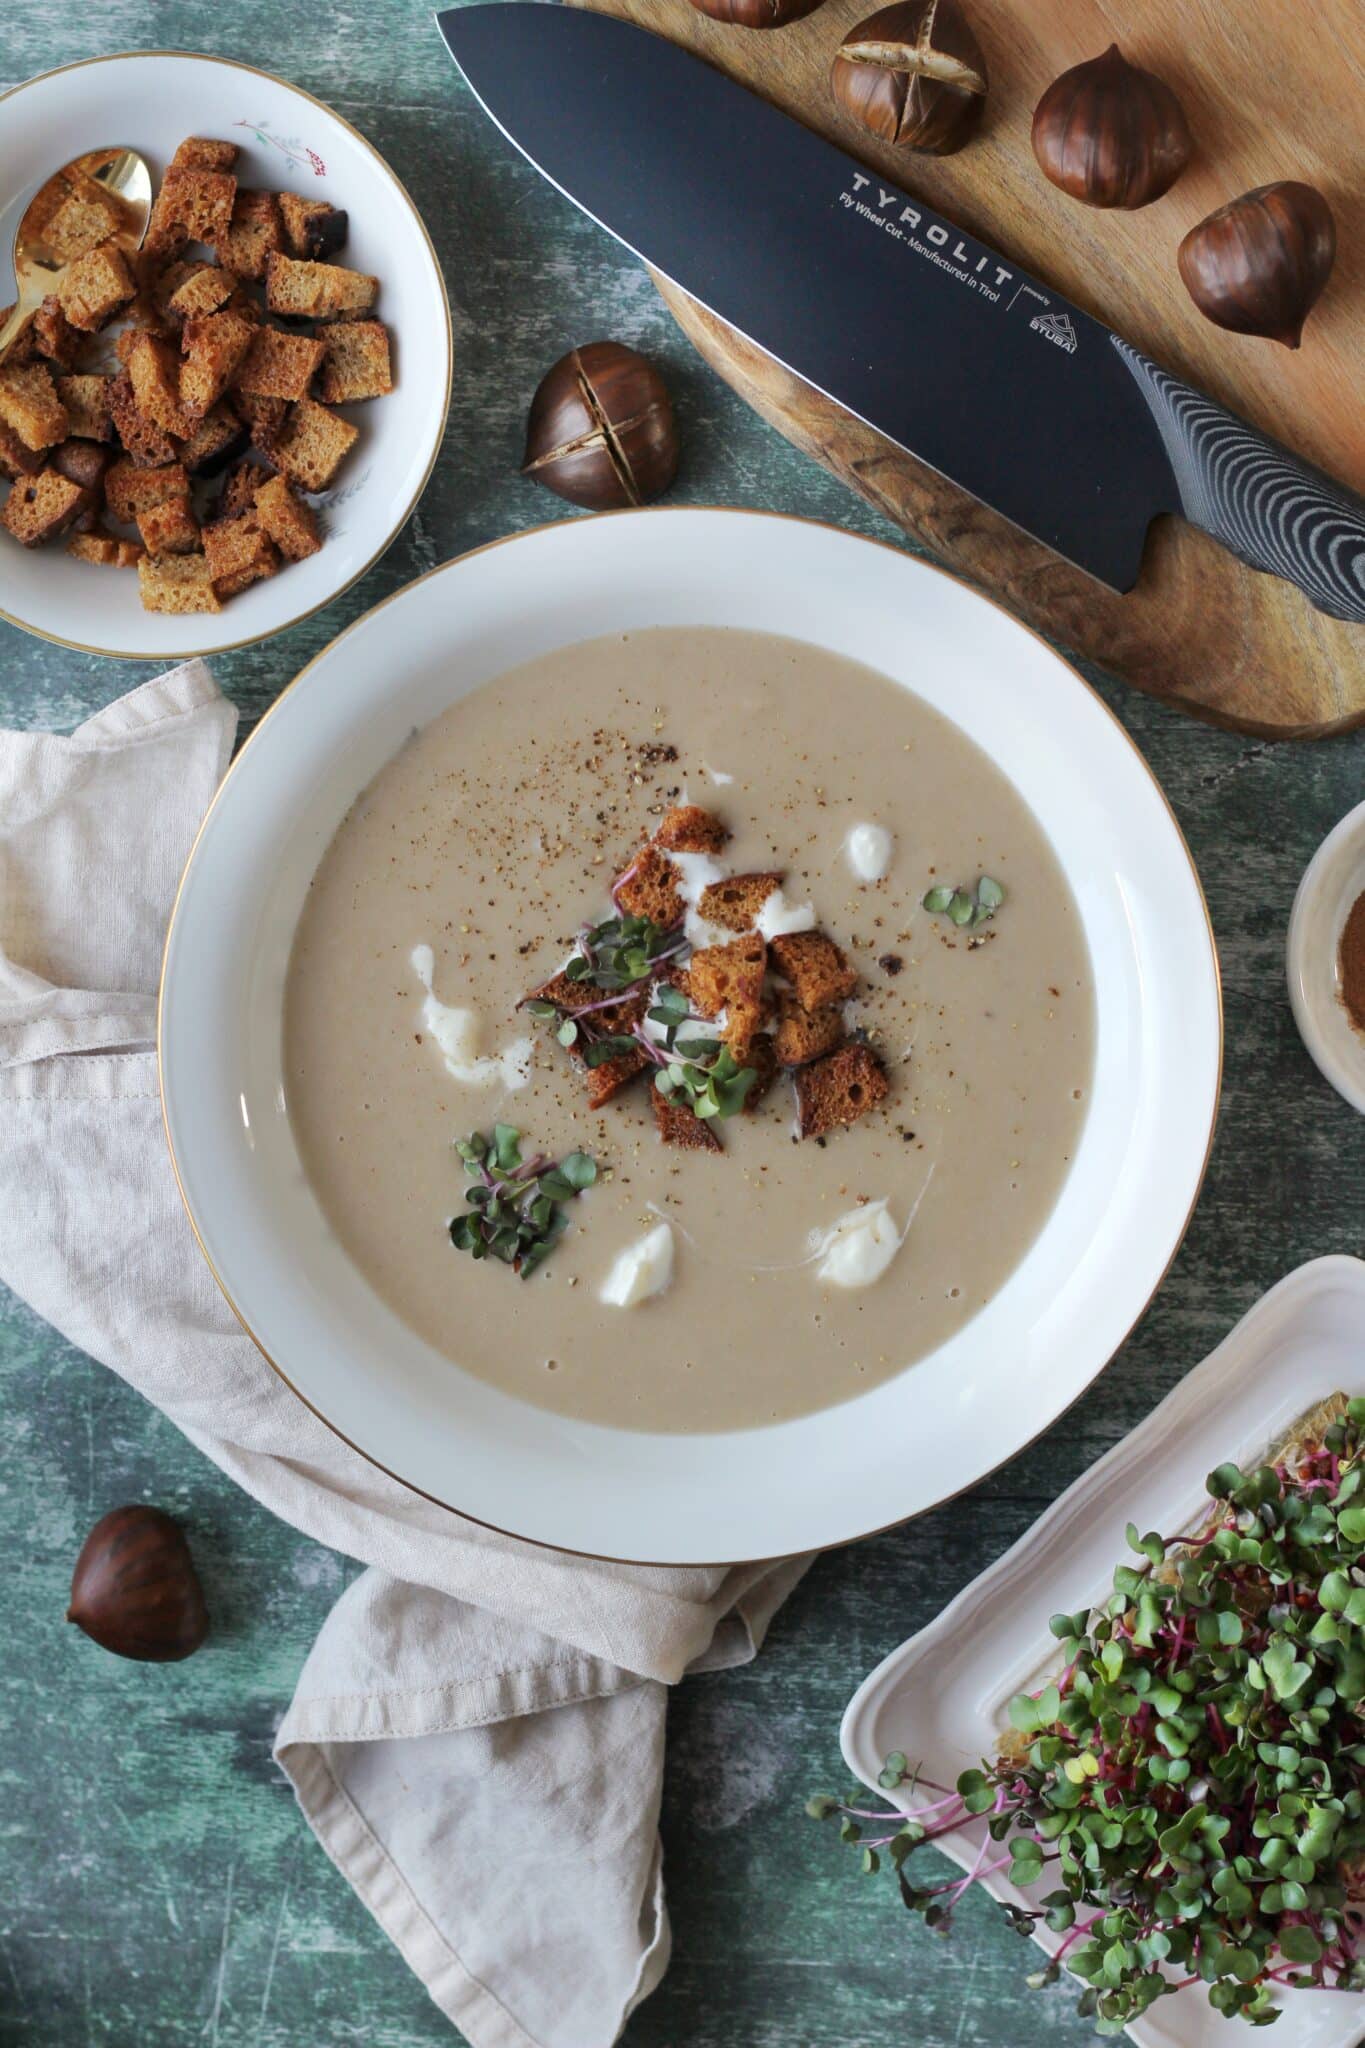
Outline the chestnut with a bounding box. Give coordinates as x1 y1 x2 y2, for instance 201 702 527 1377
832 0 988 157
688 0 825 21
522 342 679 510
1032 45 1191 209
67 1504 208 1663
1178 182 1336 349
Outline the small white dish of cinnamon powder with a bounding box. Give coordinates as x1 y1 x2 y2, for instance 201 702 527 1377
1288 796 1365 1115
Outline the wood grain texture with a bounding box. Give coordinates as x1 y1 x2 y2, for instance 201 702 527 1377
576 0 1365 736
1 3 1363 2045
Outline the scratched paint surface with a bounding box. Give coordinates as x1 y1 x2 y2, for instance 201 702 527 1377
1 3 1363 2044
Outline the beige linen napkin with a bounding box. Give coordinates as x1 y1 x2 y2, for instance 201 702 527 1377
0 662 810 2048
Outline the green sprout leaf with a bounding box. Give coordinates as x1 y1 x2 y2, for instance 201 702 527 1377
922 875 1007 932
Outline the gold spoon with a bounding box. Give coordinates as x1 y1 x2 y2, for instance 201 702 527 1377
0 146 153 366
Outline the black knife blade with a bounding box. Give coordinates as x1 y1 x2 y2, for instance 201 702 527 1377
438 2 1365 623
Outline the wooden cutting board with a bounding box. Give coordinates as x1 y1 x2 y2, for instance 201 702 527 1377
573 0 1365 738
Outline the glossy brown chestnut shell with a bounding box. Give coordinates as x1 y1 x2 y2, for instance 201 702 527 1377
1031 45 1191 209
688 0 825 22
67 1505 209 1663
522 342 679 510
832 0 988 156
1178 182 1337 349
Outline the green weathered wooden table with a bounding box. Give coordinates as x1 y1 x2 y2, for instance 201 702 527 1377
2 5 1362 2044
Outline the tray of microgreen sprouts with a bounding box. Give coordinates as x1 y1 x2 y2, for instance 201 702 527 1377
823 1374 1365 2038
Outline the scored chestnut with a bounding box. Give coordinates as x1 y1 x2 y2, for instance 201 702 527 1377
522 342 679 511
1032 45 1191 209
688 0 825 22
67 1504 209 1663
1178 182 1336 349
831 0 988 157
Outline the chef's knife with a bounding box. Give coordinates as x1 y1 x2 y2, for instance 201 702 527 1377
438 2 1365 624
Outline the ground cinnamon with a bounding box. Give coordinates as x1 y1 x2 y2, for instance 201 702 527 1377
1340 890 1365 1036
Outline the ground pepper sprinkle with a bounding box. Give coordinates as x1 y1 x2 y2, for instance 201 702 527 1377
1340 888 1365 1036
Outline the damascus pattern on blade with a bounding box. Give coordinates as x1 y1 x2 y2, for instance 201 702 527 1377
1113 339 1365 624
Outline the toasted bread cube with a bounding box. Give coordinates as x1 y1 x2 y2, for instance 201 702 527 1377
697 872 783 934
525 970 598 1017
53 374 113 442
652 1088 723 1152
268 396 358 491
166 264 238 322
773 995 847 1073
265 252 377 322
178 402 247 475
233 390 287 449
691 930 768 1060
31 295 84 369
137 551 221 613
170 137 239 173
688 933 766 1021
316 319 392 403
67 525 144 567
214 189 285 281
252 473 320 559
572 991 650 1109
107 371 178 466
43 178 127 262
55 241 135 331
523 976 649 1107
768 929 858 1010
126 332 197 436
202 512 280 597
137 490 200 557
104 458 189 525
0 307 36 364
278 191 348 259
0 362 68 450
145 256 238 328
0 467 93 547
234 326 325 401
217 458 273 521
585 1045 650 1111
51 439 113 496
653 804 728 856
613 842 684 928
773 995 845 1068
795 1041 888 1139
180 310 255 416
0 420 45 480
152 165 237 247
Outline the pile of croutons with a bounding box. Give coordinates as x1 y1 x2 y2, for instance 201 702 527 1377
529 803 890 1150
0 137 394 613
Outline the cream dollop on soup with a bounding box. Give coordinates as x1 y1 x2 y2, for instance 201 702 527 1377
284 627 1095 1433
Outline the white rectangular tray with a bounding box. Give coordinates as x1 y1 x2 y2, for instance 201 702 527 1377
840 1256 1365 2048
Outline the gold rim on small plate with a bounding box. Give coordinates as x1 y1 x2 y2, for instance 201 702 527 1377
0 49 453 662
157 507 1224 1569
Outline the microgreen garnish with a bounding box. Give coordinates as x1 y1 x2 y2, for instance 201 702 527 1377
810 1400 1365 2033
529 973 758 1123
645 982 757 1120
562 914 685 994
922 875 1005 929
449 1125 597 1277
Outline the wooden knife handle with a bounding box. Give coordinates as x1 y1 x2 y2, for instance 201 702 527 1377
1114 340 1365 625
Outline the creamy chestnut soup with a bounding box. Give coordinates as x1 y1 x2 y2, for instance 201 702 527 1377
284 628 1094 1432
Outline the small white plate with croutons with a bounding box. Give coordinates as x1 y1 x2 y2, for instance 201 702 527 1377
0 51 451 658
